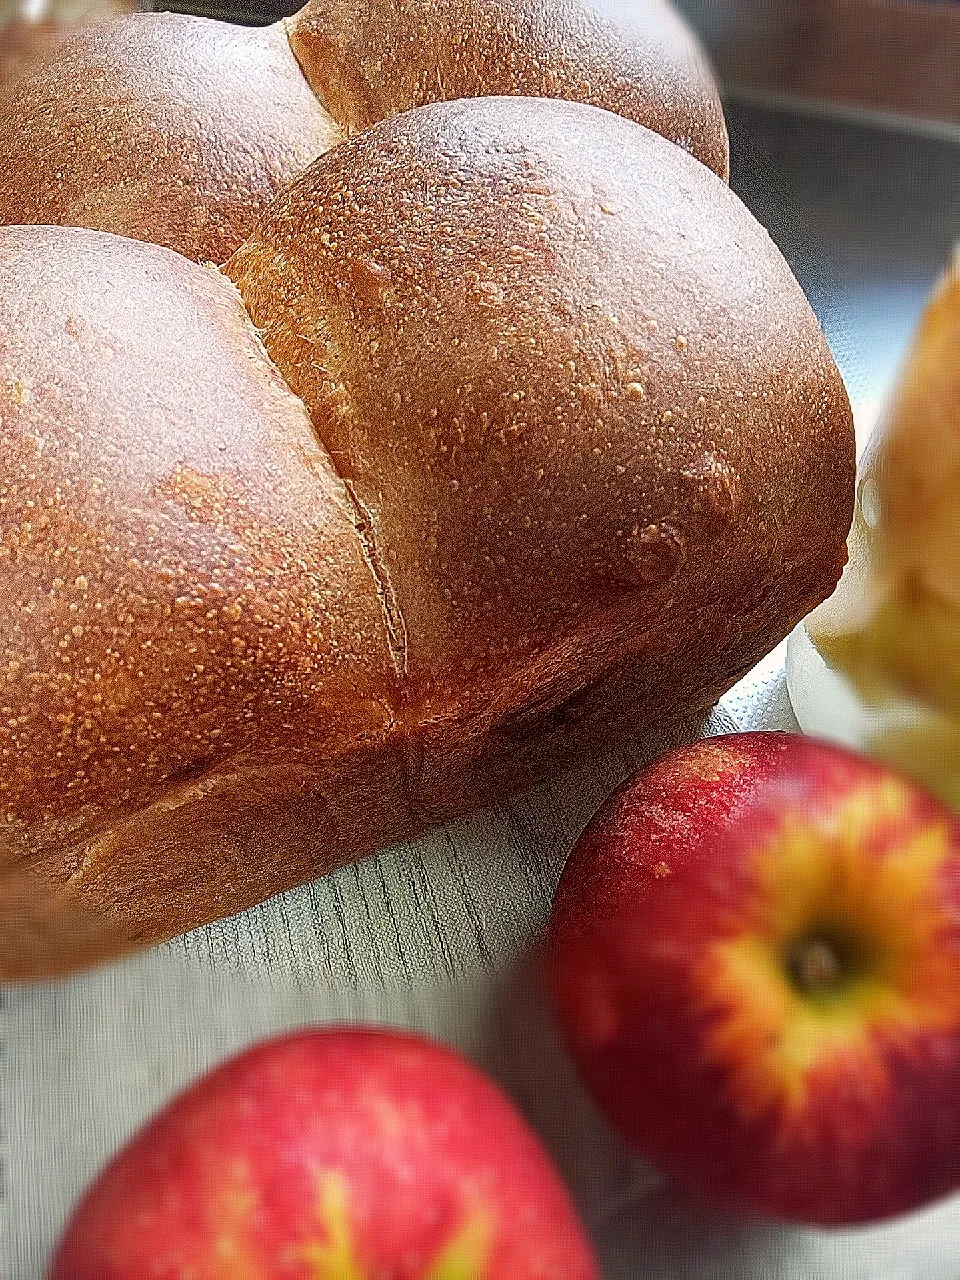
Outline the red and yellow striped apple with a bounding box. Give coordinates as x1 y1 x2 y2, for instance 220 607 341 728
549 731 960 1225
50 1027 597 1278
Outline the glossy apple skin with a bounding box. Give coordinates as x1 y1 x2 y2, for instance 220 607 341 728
549 731 960 1225
50 1027 597 1278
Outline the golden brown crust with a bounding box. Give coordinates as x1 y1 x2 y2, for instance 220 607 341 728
0 225 408 976
0 14 342 264
289 0 729 178
0 99 852 979
0 0 726 265
226 97 851 819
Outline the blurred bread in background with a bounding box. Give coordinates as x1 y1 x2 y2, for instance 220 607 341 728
0 0 144 90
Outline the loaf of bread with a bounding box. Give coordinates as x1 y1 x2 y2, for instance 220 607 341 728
0 97 854 979
0 0 728 264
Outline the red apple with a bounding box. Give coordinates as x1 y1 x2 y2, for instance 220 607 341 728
51 1026 597 1278
549 731 960 1225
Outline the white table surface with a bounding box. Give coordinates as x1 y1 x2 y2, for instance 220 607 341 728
6 655 960 1278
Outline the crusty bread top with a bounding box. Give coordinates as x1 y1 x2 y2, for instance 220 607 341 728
0 0 726 265
226 96 851 734
289 0 729 178
0 97 853 977
0 14 342 264
0 225 394 840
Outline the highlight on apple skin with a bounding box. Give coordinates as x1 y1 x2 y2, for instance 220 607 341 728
50 1026 598 1279
549 731 960 1226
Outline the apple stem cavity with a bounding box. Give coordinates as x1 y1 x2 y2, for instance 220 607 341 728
785 935 848 998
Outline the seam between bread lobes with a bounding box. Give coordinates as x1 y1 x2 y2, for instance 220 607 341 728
240 312 421 831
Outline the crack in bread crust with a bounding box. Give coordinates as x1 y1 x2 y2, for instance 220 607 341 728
222 265 417 815
342 477 409 683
